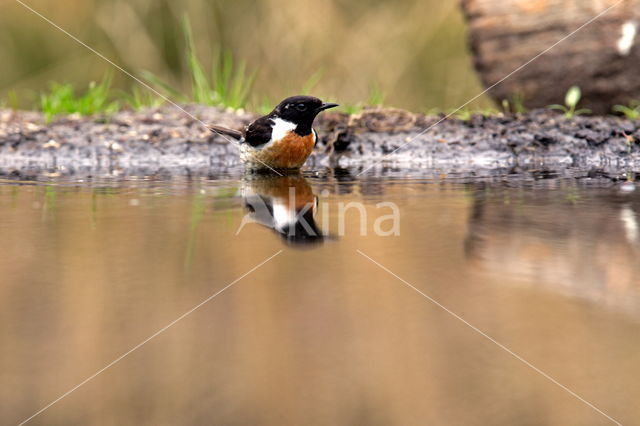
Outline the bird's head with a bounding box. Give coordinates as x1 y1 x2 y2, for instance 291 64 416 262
272 96 338 135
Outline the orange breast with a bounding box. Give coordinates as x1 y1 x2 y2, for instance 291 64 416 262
260 131 315 169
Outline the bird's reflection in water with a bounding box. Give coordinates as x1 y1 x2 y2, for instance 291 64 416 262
240 173 325 246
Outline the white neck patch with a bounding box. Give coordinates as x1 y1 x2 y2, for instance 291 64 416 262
270 117 297 142
272 203 298 231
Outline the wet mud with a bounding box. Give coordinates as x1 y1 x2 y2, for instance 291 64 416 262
1 106 640 178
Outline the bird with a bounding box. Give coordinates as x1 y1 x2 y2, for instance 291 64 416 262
209 96 338 170
238 174 324 246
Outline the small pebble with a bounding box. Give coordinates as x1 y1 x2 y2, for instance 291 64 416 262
43 139 60 149
105 141 123 152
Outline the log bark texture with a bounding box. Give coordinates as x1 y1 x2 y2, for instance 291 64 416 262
461 0 640 114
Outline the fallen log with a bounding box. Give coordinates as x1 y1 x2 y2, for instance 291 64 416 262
461 0 640 114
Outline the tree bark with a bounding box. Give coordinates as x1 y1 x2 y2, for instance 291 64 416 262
461 0 640 114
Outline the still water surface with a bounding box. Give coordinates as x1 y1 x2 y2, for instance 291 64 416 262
1 168 639 425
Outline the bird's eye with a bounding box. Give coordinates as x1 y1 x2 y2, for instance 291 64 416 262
296 103 307 111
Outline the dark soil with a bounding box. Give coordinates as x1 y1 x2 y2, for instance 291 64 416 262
1 105 640 177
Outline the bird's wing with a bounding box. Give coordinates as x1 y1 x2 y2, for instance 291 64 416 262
208 125 244 140
244 116 273 148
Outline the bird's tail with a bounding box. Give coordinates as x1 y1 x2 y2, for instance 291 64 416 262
208 125 243 140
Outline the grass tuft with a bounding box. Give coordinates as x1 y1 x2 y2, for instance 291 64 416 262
0 90 19 110
120 86 165 111
337 83 386 114
613 101 640 120
452 107 500 121
40 74 119 122
501 92 527 114
143 17 255 110
301 70 324 95
548 86 591 118
367 83 385 107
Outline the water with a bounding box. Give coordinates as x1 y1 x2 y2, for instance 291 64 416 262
1 168 639 425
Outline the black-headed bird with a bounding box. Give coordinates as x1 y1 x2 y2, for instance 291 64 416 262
210 96 338 170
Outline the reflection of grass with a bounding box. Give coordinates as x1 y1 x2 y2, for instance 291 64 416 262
184 193 206 272
11 186 18 208
91 190 98 228
89 187 119 228
565 188 580 204
40 74 120 122
42 185 57 221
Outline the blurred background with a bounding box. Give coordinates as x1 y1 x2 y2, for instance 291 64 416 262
0 0 490 111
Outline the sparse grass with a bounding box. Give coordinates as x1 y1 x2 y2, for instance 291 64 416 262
336 84 386 114
120 86 165 111
613 101 640 120
501 92 527 114
140 71 187 102
452 106 500 121
548 86 591 118
8 90 19 111
40 74 119 122
341 104 363 115
301 70 324 95
2 0 480 114
367 83 385 107
5 59 615 125
0 90 19 110
254 97 276 115
31 16 258 116
143 17 255 110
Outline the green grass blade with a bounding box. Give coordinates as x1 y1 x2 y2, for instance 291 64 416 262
302 69 324 95
141 71 187 102
183 16 212 104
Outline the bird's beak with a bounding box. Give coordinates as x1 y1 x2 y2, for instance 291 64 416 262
316 102 339 112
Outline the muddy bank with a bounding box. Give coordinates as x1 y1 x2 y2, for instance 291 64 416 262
1 105 640 175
